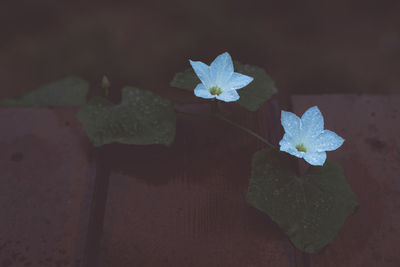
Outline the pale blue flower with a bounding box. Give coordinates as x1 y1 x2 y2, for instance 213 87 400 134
189 52 253 102
279 106 344 166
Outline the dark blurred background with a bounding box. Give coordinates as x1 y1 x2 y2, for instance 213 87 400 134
1 0 399 101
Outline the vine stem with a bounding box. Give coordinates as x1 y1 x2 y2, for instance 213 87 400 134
214 112 276 149
174 106 210 116
174 102 276 149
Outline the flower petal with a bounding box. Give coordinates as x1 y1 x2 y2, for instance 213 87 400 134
301 106 324 139
225 72 254 90
189 60 211 88
279 133 305 158
194 83 214 99
216 89 240 102
303 151 327 166
313 130 344 152
281 110 301 138
210 52 234 85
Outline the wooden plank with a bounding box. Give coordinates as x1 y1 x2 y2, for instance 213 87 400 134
0 108 93 267
81 148 111 267
99 101 296 267
292 94 400 267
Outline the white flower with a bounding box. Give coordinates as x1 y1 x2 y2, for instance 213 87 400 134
189 52 253 102
279 106 344 166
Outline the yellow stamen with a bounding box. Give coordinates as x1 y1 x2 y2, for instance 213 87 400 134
296 143 307 152
209 86 222 96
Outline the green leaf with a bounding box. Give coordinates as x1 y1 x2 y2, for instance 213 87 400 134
246 149 358 253
170 68 200 92
234 62 278 111
77 86 176 147
170 61 277 111
0 76 88 107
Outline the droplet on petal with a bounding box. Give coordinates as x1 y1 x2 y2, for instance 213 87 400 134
188 52 253 102
279 106 344 166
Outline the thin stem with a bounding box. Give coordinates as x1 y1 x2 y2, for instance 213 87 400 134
174 106 210 116
210 100 218 114
214 113 276 149
174 102 276 149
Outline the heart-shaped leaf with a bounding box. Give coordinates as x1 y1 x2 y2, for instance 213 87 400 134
170 61 277 111
77 87 176 147
170 68 199 92
246 148 358 253
0 76 89 107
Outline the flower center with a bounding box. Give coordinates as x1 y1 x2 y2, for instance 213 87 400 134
296 143 307 152
209 86 222 96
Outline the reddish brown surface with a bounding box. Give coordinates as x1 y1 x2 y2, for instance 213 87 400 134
292 95 400 267
0 108 91 267
99 102 296 267
2 95 398 267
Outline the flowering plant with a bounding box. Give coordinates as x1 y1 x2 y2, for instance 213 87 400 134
279 106 344 166
190 52 253 102
0 52 358 253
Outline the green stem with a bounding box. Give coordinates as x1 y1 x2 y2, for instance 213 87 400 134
174 106 210 116
210 100 218 114
214 113 275 149
174 102 275 149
